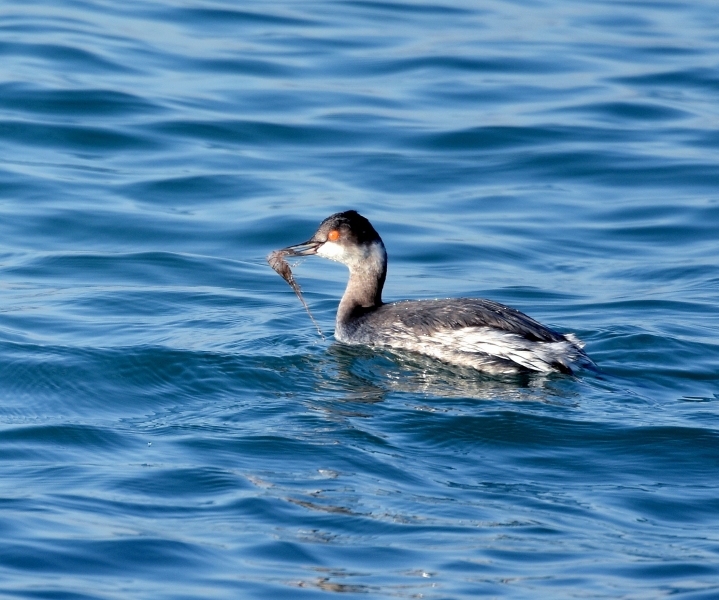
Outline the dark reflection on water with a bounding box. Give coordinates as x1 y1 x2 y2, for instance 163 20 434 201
321 343 585 407
1 0 719 597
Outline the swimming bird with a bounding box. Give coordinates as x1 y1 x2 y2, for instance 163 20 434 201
278 210 591 375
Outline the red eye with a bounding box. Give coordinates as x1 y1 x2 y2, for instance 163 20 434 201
328 230 340 241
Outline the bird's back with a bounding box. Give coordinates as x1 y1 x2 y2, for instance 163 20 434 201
338 298 589 375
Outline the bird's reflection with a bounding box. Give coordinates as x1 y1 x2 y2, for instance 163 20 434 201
305 342 581 412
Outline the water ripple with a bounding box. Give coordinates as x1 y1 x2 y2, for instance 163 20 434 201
1 0 719 597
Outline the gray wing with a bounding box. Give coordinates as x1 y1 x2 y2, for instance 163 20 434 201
368 298 567 343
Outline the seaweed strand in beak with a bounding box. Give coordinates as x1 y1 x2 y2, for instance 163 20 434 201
267 248 324 340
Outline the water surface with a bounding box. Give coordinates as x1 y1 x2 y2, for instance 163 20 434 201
1 0 719 598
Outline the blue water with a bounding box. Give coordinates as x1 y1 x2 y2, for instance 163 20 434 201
1 0 719 597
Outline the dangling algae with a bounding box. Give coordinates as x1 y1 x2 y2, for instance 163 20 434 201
267 249 324 339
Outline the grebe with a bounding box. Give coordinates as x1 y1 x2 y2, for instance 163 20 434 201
277 210 591 375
